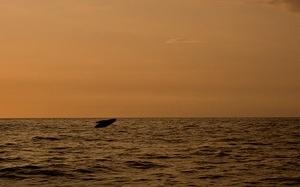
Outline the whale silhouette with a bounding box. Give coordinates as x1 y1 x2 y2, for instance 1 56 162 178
95 118 117 128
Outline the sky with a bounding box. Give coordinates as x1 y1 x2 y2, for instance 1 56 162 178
0 0 299 118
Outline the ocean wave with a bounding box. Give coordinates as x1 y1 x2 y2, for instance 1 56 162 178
125 160 165 169
0 118 299 186
32 136 61 141
0 165 74 178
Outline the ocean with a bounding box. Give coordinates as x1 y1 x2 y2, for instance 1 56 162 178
0 118 299 186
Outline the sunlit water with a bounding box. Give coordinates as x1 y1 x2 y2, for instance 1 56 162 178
0 118 299 186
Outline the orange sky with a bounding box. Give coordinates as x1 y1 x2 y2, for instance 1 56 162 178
0 0 299 117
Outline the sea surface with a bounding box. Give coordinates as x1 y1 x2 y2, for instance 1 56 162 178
0 118 299 186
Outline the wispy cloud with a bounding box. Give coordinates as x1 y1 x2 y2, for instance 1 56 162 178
270 0 300 12
165 38 202 45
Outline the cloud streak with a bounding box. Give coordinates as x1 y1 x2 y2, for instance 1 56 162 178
270 0 300 12
165 38 202 45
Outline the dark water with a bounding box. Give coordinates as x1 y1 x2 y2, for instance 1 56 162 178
0 118 299 186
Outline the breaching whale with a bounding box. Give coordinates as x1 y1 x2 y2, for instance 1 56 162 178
95 118 117 128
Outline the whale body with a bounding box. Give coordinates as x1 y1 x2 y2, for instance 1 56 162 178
95 118 117 128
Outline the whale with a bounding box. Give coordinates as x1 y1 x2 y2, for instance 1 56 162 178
95 118 117 128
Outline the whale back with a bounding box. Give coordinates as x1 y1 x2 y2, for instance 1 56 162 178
95 118 117 128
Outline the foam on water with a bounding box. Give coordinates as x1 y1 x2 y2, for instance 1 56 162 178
0 118 299 186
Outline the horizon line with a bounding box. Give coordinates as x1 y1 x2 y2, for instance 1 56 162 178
0 116 299 119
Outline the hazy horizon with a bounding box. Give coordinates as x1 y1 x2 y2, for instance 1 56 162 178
1 0 299 118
